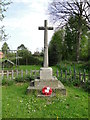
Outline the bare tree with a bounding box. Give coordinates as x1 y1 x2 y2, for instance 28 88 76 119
49 0 90 61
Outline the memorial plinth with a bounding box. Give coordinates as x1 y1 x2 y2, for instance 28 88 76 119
27 20 66 96
40 67 52 80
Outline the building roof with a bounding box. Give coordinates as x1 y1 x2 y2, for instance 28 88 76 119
2 59 14 65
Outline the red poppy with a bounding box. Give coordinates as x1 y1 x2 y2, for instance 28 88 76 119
42 86 52 96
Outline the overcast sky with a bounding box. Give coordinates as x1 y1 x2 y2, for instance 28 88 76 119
0 0 54 53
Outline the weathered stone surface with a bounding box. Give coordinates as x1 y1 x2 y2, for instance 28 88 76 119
38 20 53 67
27 20 66 96
27 80 66 96
34 77 58 88
40 67 53 80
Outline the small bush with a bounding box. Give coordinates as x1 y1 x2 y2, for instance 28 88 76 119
2 79 8 86
82 81 90 92
15 76 25 82
8 80 14 86
60 78 73 86
14 75 35 83
24 75 34 82
2 79 14 86
72 79 81 87
24 75 30 82
59 76 89 92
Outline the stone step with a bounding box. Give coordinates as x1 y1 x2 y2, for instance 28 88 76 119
34 79 58 88
37 93 56 97
27 80 66 96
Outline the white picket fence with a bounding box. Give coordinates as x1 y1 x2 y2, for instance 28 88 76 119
0 69 89 82
0 70 40 80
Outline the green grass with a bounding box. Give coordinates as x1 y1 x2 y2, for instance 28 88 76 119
2 65 41 71
17 65 41 71
3 60 88 74
2 83 88 118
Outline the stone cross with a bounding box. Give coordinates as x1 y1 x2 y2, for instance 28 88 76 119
38 20 53 68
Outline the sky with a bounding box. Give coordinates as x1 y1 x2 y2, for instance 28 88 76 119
0 0 54 53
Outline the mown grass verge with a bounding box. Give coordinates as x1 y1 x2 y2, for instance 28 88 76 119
2 82 88 119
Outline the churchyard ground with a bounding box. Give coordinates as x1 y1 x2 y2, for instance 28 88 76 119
1 63 89 119
2 82 88 118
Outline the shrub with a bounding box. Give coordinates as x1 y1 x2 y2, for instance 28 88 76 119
72 79 81 87
2 79 14 86
14 75 35 83
82 80 90 92
8 80 14 86
59 76 89 92
24 75 34 82
14 76 25 82
2 79 8 86
60 78 73 86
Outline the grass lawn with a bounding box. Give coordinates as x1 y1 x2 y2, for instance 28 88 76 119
17 65 41 71
2 82 88 119
3 65 41 71
3 61 89 75
13 65 58 74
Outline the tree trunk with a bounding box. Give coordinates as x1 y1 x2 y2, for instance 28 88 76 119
76 2 83 62
76 28 81 62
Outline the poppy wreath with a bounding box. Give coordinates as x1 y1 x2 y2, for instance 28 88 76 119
42 86 52 96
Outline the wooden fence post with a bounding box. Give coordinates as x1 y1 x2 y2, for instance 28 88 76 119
56 69 59 78
26 69 28 75
7 70 9 79
79 71 81 81
38 70 40 77
2 70 4 79
34 70 36 79
30 70 32 76
21 70 23 78
12 70 14 80
74 69 76 80
83 69 86 82
61 70 62 78
69 68 72 80
69 68 71 75
65 70 67 80
16 70 18 77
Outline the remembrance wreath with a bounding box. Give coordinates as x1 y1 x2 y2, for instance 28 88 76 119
42 86 52 96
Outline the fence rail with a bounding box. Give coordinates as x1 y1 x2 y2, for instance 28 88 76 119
0 70 40 80
0 69 89 82
55 69 88 82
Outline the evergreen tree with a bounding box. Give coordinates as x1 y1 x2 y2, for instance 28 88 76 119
49 29 64 65
65 15 88 61
1 42 10 55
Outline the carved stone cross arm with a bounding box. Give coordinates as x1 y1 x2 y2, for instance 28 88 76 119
38 27 53 30
38 20 53 68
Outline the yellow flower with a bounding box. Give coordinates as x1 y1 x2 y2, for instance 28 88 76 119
44 105 46 107
20 100 23 103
